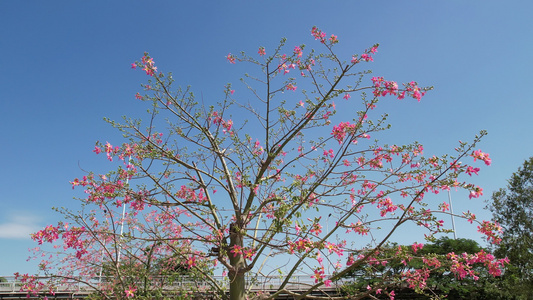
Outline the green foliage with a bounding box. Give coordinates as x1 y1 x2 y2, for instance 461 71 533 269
341 237 511 299
487 157 533 299
419 237 481 255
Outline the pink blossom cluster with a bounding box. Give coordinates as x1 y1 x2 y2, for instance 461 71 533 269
312 268 332 287
31 224 88 259
309 221 323 235
447 250 508 280
230 245 256 261
175 185 207 203
371 77 426 101
403 268 431 289
402 81 425 101
85 178 125 205
306 192 320 206
468 186 483 199
371 77 398 97
311 26 327 43
226 53 236 64
351 45 378 64
293 46 303 58
70 171 147 209
360 53 373 62
324 241 345 256
472 250 509 277
466 166 480 176
252 140 264 156
70 175 91 189
13 273 46 298
322 149 334 162
377 197 398 217
346 221 369 235
477 220 503 244
439 201 450 212
31 224 60 245
411 242 424 253
278 60 297 75
463 211 477 224
471 149 492 165
93 141 139 165
131 54 157 76
285 83 297 91
287 238 315 254
331 122 357 144
357 180 377 195
62 226 88 258
422 256 442 268
141 55 157 76
211 111 233 134
366 256 388 267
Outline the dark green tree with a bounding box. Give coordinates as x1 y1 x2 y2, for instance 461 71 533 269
487 157 533 299
419 237 481 256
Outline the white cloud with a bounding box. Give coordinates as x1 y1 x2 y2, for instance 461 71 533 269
0 214 41 239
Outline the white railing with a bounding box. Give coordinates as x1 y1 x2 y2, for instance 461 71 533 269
0 275 344 294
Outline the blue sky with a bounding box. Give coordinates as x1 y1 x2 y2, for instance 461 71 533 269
1 1 532 276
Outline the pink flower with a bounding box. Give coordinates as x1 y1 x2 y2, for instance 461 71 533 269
312 268 326 283
186 256 197 269
343 93 351 100
226 53 236 64
125 286 136 298
331 122 356 144
411 242 424 253
295 224 301 234
361 54 373 62
472 150 492 166
258 47 266 56
311 26 327 43
294 46 303 58
324 279 332 287
466 166 480 176
140 55 157 76
286 83 297 91
469 186 483 199
130 63 136 69
230 245 243 257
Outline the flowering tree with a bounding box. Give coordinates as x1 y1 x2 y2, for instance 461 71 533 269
341 237 508 299
21 27 506 300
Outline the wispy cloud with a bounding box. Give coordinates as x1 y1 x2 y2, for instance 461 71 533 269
0 214 41 239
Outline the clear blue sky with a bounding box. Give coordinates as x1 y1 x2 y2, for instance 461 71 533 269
1 1 532 276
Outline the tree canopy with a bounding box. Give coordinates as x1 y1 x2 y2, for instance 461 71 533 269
20 27 505 300
487 157 533 299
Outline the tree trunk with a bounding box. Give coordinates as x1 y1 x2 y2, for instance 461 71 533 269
229 223 246 300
